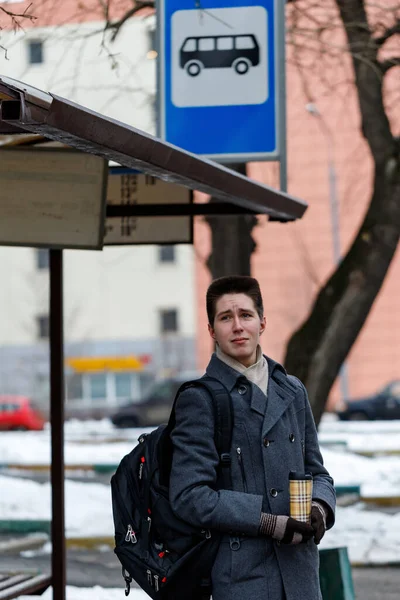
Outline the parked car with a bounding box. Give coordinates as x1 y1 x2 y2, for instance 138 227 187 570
335 381 400 420
110 372 202 428
0 396 46 431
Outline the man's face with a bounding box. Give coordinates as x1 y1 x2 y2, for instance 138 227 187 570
208 293 266 367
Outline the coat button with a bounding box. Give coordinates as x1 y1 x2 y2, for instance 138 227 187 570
237 385 247 395
289 433 295 442
263 437 270 447
270 488 278 498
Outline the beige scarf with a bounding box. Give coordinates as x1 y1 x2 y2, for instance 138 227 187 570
216 344 269 396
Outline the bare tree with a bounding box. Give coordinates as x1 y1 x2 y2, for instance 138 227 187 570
0 2 36 57
284 0 400 425
205 163 258 278
2 0 399 426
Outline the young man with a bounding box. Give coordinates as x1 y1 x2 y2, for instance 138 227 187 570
170 276 335 600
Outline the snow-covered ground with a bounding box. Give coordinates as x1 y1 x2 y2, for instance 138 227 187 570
2 415 400 568
20 586 146 600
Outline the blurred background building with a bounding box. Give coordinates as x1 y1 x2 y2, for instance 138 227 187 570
0 3 196 416
0 0 399 415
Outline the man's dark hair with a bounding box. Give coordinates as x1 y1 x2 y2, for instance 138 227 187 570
206 276 264 325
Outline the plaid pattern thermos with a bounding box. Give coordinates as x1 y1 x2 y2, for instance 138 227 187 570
289 471 313 523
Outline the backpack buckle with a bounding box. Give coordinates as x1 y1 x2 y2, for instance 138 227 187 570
220 453 231 466
122 568 132 596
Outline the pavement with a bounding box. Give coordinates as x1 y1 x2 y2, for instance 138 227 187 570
1 543 400 598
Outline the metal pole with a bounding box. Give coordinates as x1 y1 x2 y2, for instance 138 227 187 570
49 249 66 600
278 0 287 193
155 0 161 139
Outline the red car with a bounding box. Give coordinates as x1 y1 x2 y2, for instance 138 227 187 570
0 396 46 431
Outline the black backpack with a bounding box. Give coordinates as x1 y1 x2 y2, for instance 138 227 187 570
111 375 233 599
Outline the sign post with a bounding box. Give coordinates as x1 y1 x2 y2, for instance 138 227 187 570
159 0 286 188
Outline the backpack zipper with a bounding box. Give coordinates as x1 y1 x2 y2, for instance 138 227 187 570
125 524 137 544
147 569 152 586
154 574 159 592
236 447 247 492
112 478 138 538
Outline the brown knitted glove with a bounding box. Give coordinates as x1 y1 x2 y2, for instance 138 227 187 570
259 513 314 545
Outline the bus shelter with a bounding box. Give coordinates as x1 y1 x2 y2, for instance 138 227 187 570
0 75 307 600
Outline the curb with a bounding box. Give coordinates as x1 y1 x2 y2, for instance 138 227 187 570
0 463 117 473
0 520 51 534
66 536 114 549
335 485 360 497
351 560 400 568
0 533 49 554
353 449 400 457
361 495 400 506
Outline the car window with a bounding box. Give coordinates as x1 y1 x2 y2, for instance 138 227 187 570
149 381 174 402
389 382 400 399
198 37 215 51
217 37 233 51
235 35 255 50
182 38 196 52
2 403 18 412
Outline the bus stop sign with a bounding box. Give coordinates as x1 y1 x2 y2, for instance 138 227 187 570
159 0 284 163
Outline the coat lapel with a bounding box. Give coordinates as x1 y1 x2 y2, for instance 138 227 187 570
262 367 298 434
205 353 297 430
250 384 267 416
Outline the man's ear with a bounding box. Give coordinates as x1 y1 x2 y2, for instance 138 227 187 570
260 316 266 336
208 323 216 340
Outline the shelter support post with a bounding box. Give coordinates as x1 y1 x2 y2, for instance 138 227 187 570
49 249 66 600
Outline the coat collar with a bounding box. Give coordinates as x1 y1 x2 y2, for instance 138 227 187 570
205 353 297 430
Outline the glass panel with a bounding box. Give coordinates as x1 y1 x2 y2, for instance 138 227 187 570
115 373 132 399
66 374 83 401
235 35 255 49
160 309 178 333
29 41 43 64
36 249 49 269
217 37 233 50
37 315 49 339
199 37 214 51
182 38 196 52
150 381 174 402
390 382 400 398
89 373 107 400
158 246 176 263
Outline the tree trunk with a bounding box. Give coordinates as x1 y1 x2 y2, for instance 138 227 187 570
284 0 400 426
205 163 258 279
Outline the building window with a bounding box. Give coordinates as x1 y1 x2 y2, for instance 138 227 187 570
66 374 83 401
158 245 176 263
160 309 178 333
115 373 132 399
37 315 49 339
36 248 49 270
28 40 44 64
89 373 107 400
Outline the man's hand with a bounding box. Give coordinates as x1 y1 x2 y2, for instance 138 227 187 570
311 502 327 545
259 513 314 545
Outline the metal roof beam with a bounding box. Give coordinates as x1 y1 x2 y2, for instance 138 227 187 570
0 76 307 222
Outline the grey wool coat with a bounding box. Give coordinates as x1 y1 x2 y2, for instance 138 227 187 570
169 354 336 600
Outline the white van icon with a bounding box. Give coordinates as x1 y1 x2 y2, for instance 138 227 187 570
180 34 260 77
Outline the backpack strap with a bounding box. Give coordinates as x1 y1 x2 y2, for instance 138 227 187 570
166 376 234 490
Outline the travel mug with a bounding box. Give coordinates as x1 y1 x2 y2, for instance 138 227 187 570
289 471 313 524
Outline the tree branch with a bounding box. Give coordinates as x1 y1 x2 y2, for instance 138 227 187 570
380 55 400 73
374 19 400 46
0 2 36 27
335 0 395 165
105 1 155 42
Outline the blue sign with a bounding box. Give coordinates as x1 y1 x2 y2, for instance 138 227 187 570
158 0 283 162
